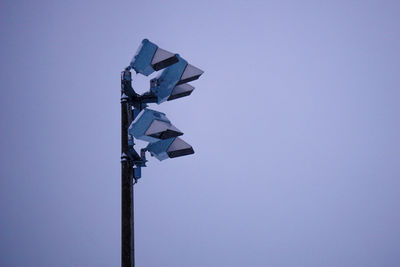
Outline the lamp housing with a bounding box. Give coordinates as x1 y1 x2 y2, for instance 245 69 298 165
130 39 178 76
128 108 183 143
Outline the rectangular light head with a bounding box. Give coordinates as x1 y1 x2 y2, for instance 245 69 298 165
151 55 203 104
130 39 178 76
128 108 182 142
146 137 194 161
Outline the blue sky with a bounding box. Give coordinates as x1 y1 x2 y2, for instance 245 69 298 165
1 0 400 266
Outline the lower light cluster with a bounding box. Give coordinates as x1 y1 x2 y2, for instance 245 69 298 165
128 108 194 161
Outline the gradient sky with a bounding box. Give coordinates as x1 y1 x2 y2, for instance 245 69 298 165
1 0 400 266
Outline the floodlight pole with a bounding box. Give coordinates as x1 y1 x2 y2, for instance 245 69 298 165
121 71 135 267
121 67 149 267
120 40 202 266
120 39 202 267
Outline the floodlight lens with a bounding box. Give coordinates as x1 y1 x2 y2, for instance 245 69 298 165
176 64 204 85
167 137 194 158
151 48 179 71
167 84 195 101
145 120 183 139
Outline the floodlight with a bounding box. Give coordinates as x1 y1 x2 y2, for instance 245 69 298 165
146 137 194 161
128 108 183 143
167 84 195 101
130 39 179 76
150 55 203 104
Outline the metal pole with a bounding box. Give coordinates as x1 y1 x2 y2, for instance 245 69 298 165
121 83 134 266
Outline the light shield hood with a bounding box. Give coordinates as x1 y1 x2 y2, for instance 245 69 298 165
146 137 194 161
130 39 178 76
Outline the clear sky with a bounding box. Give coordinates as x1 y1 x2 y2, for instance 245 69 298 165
1 0 400 266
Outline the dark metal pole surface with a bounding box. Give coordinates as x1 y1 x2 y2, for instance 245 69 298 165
121 92 134 267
